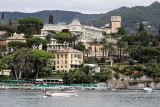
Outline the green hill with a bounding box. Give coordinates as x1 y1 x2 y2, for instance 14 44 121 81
1 1 160 34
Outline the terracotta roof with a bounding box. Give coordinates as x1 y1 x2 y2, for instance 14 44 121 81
55 48 83 53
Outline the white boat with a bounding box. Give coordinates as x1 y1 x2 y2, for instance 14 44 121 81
143 87 153 93
45 90 77 97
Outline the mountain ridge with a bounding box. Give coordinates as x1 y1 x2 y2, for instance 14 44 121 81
0 1 160 34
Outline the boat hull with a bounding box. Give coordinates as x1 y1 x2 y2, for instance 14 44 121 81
46 91 77 97
143 87 153 93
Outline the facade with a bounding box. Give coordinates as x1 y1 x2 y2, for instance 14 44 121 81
82 26 103 40
6 32 26 43
0 41 7 45
85 39 103 58
0 70 11 76
35 78 63 84
102 16 121 34
47 38 69 53
55 48 83 72
69 19 83 34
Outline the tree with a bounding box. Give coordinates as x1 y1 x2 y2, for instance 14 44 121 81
9 19 12 26
92 39 99 60
7 41 27 50
100 38 107 58
138 23 144 33
117 40 126 63
85 49 90 59
26 27 37 36
1 12 4 22
18 17 44 34
114 72 120 80
53 32 71 47
137 31 151 46
27 37 48 49
29 49 55 79
74 42 85 52
48 14 54 24
11 48 30 80
81 65 91 75
117 27 126 35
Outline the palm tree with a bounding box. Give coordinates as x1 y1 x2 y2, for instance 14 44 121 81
117 40 126 63
100 38 107 58
92 39 99 60
85 49 90 59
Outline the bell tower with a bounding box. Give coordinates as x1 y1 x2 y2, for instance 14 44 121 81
111 16 121 33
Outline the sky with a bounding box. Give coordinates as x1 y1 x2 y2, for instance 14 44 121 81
0 0 159 14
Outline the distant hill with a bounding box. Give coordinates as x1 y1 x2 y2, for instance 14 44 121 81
82 1 160 34
1 1 160 34
0 10 104 25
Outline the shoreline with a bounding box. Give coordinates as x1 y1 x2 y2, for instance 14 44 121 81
0 86 159 91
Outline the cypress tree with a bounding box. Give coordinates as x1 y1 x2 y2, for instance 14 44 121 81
9 19 12 26
1 12 4 20
138 23 144 33
48 14 54 24
158 24 160 34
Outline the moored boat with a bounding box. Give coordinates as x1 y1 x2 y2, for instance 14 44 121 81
143 87 153 93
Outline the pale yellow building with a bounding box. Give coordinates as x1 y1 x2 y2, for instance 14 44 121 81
85 39 103 58
102 16 121 34
55 48 83 72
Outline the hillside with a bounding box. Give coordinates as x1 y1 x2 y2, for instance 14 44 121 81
82 1 160 34
1 1 160 34
0 10 104 25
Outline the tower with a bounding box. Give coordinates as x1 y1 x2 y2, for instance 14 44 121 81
111 16 121 33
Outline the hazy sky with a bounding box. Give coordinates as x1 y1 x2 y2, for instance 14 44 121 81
0 0 159 13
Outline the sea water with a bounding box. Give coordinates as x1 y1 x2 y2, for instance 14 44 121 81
0 89 159 107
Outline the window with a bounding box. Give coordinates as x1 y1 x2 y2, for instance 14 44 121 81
71 60 73 64
57 66 59 68
57 54 59 59
72 27 76 30
65 60 67 64
71 54 73 59
61 54 63 58
65 54 67 59
65 66 67 68
61 60 63 64
78 55 82 59
79 61 81 64
61 66 63 68
74 54 77 58
57 61 59 64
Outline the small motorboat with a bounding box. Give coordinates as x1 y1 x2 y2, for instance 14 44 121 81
45 90 77 97
143 87 153 93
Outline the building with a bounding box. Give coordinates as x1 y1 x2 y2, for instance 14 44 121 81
69 19 83 34
35 78 63 84
82 25 103 40
85 39 103 58
0 41 7 46
0 70 11 76
47 38 69 53
54 48 83 72
6 32 26 43
102 16 121 34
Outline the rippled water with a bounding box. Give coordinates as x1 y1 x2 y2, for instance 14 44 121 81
0 89 160 107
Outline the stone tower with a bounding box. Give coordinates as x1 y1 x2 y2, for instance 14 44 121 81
111 16 121 33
